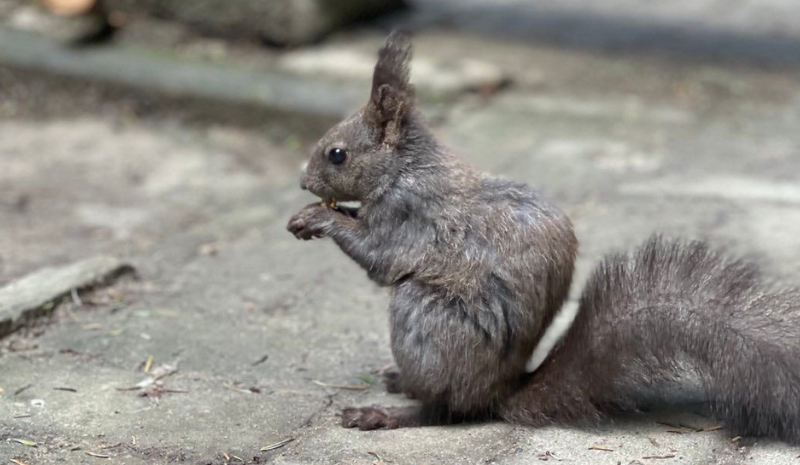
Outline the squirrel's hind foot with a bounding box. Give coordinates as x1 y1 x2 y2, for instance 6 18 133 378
341 405 454 430
341 406 400 430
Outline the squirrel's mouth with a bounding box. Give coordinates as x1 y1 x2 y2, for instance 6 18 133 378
323 197 362 218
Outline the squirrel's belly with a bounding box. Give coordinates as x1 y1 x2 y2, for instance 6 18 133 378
388 280 527 411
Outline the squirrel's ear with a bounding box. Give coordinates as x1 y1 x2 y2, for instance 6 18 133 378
365 30 415 147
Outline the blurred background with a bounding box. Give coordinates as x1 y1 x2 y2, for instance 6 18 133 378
2 1 800 464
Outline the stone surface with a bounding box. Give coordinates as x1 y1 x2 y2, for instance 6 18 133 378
0 257 134 338
2 19 800 465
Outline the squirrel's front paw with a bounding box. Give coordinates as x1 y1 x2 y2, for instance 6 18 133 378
287 203 334 240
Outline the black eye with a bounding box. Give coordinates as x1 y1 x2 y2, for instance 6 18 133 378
328 148 347 165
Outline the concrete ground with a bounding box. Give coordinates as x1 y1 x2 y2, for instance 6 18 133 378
3 13 800 465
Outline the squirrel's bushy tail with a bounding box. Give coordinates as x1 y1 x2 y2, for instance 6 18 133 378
505 235 800 442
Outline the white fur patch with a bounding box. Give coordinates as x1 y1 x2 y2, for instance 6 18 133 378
526 301 580 373
336 201 362 209
300 161 309 173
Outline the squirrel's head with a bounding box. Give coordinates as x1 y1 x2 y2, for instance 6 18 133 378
299 30 415 205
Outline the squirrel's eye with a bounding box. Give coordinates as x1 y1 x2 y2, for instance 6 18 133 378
328 148 347 165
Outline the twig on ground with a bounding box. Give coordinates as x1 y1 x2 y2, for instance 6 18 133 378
312 380 369 391
588 445 614 452
260 438 294 452
54 387 78 393
13 384 32 396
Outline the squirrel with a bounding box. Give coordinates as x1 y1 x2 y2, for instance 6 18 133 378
287 31 800 442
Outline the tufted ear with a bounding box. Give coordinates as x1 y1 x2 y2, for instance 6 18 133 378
364 30 415 147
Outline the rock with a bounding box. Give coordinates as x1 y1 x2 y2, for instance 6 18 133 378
0 256 135 339
104 0 406 46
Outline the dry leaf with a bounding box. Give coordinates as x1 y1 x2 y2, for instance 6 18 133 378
9 438 37 447
143 355 154 373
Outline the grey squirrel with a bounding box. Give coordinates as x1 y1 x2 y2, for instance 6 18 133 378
287 31 800 442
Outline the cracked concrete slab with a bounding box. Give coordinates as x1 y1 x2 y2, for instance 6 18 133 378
0 256 134 339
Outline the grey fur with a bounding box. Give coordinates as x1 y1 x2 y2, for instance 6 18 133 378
288 30 576 421
500 236 800 442
287 31 800 442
